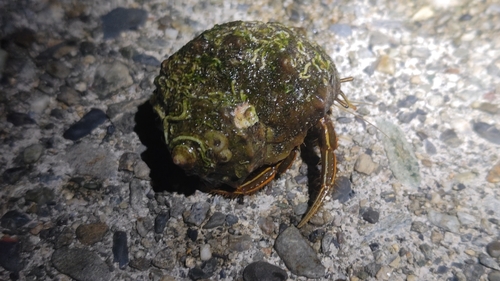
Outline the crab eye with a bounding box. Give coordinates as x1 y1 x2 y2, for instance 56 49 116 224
172 145 197 170
204 130 228 153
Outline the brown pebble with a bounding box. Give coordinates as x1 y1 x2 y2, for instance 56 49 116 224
75 222 109 245
487 161 500 183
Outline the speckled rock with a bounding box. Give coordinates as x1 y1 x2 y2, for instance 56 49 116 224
75 222 108 245
51 247 110 281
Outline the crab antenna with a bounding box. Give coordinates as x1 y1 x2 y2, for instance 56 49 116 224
336 77 356 110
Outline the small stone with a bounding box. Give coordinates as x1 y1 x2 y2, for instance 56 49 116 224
412 6 435 21
203 212 226 229
328 24 352 37
136 217 153 237
154 212 170 234
439 129 462 148
419 243 433 260
410 221 428 234
486 241 500 258
187 228 198 241
0 237 24 272
57 86 81 106
93 61 133 97
22 143 45 164
129 179 145 212
397 111 417 123
25 187 55 205
258 216 276 236
129 257 151 271
375 265 392 280
101 8 148 39
274 226 325 278
243 261 288 281
376 55 395 75
427 210 460 233
183 202 210 226
397 95 418 108
361 208 380 224
331 176 354 203
225 214 238 226
354 154 378 175
118 152 139 172
472 122 500 145
2 167 28 184
457 211 476 226
51 247 110 281
229 234 252 252
200 244 212 261
46 61 70 78
113 231 129 269
0 210 31 231
188 257 217 280
134 160 150 180
132 54 160 66
75 222 108 245
462 263 484 281
152 248 176 270
489 271 500 281
479 253 500 270
7 112 36 126
474 102 499 114
487 161 500 183
63 108 108 141
364 262 382 277
424 140 437 155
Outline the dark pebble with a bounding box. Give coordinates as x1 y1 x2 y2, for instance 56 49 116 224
462 263 484 281
203 211 226 229
25 187 55 205
439 129 462 147
369 243 380 252
274 226 325 278
336 117 353 124
188 257 217 280
113 231 129 269
2 167 28 185
75 222 108 245
479 253 500 270
229 234 252 252
154 212 170 234
486 241 500 258
397 111 417 123
364 262 382 277
63 108 108 141
331 176 354 203
419 243 433 260
187 228 198 241
459 14 472 21
424 139 437 154
489 271 500 281
129 257 151 271
308 228 326 243
0 210 30 231
226 214 239 226
397 95 418 108
243 261 288 281
7 112 35 126
0 237 24 272
183 201 210 226
80 41 96 55
101 8 148 39
51 247 110 281
472 122 500 145
361 208 380 224
50 108 65 119
132 54 160 66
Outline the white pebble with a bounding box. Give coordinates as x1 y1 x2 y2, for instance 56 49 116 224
200 244 212 261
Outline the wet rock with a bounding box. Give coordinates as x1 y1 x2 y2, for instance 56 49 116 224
472 122 500 145
487 241 500 258
75 222 108 245
0 237 24 272
183 202 210 226
479 253 500 270
25 187 55 205
101 8 148 39
154 212 170 234
113 231 128 269
93 61 133 97
274 226 325 278
203 211 226 229
22 143 44 164
63 108 108 141
487 161 500 183
377 119 420 189
0 210 30 231
229 234 252 252
51 247 110 281
243 261 288 281
354 154 378 175
439 129 462 148
331 176 354 203
7 112 36 126
427 210 460 233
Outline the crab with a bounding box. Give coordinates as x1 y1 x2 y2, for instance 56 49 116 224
151 21 352 228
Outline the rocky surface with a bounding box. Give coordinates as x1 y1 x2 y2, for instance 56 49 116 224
0 0 499 280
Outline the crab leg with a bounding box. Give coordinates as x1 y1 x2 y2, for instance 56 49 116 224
297 117 338 228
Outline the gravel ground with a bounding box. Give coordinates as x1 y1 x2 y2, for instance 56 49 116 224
1 0 500 280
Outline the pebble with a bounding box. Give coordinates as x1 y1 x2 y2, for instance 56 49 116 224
472 122 500 145
136 217 153 238
457 211 476 226
419 243 433 260
46 61 70 78
0 210 31 232
487 162 500 183
274 226 325 278
154 212 170 234
412 6 435 21
377 119 421 189
397 111 417 123
397 95 418 108
200 244 212 261
424 139 437 154
331 176 354 203
354 153 378 175
152 248 176 270
410 221 428 234
188 257 217 280
57 86 82 106
361 208 380 224
229 234 252 252
0 237 24 272
75 222 108 245
92 61 133 97
22 143 45 164
479 253 500 270
2 167 28 184
129 179 145 212
258 216 276 236
375 265 392 280
439 129 462 148
6 112 36 126
225 214 239 226
51 247 110 281
486 241 500 258
242 261 288 281
183 201 210 226
427 210 460 233
63 108 108 141
101 8 148 39
113 231 129 269
203 211 226 229
462 263 484 281
328 24 352 37
25 187 55 205
134 160 150 180
132 53 161 66
129 257 151 271
489 271 500 281
118 152 139 172
376 55 395 75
